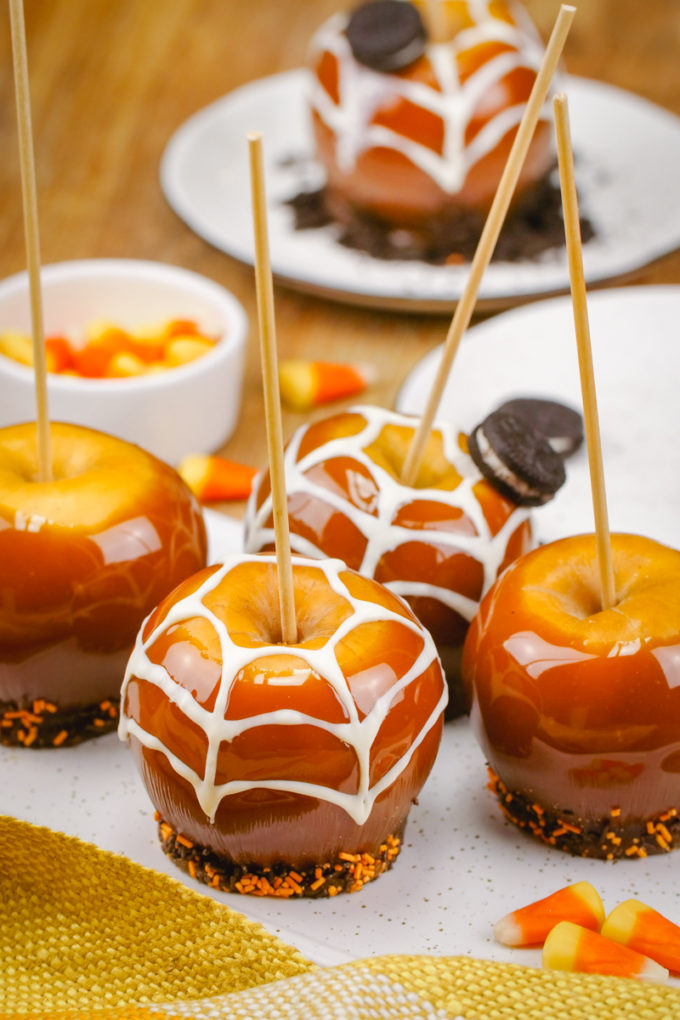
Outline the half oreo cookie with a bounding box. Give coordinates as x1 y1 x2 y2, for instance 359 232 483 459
468 411 566 506
496 397 584 458
346 1 427 73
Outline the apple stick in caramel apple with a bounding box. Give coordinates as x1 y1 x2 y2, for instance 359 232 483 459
461 92 680 859
401 3 576 487
8 0 51 480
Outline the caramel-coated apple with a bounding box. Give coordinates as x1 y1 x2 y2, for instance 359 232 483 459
244 406 566 717
462 533 680 859
309 0 554 235
119 553 447 897
0 422 207 747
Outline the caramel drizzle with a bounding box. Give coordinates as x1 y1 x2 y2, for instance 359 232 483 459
309 0 551 194
119 553 447 825
246 406 531 623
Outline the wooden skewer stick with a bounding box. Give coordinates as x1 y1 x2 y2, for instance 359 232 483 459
554 93 616 612
247 131 298 644
423 0 449 44
8 0 51 482
401 3 576 487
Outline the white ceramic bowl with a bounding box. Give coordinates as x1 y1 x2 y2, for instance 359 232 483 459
0 259 248 465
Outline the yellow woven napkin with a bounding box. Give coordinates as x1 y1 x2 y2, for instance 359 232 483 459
2 815 680 1020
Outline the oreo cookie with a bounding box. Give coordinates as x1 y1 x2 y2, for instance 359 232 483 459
496 397 584 458
346 1 427 73
468 411 566 507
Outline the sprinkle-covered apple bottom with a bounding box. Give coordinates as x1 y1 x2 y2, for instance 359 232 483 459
0 697 119 748
489 768 680 860
157 814 405 898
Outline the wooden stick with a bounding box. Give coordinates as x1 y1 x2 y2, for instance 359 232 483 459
401 4 576 487
8 0 51 482
423 0 449 44
554 93 615 611
247 131 298 644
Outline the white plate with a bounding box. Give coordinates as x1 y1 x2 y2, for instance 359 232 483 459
161 70 680 313
4 505 680 977
398 285 680 550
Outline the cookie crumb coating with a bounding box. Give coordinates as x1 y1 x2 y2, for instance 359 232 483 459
157 814 405 898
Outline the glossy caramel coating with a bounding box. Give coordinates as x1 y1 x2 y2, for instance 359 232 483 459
0 422 207 709
310 0 554 229
122 558 445 866
247 409 532 714
463 534 680 827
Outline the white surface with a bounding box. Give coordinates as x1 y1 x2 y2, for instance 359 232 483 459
3 508 679 977
0 259 248 466
160 70 680 312
398 285 680 550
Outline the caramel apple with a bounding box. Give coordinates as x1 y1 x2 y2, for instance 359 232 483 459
244 406 565 716
0 421 207 747
119 553 446 897
308 0 555 255
462 533 680 859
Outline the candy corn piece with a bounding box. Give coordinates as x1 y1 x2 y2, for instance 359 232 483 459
178 454 257 502
602 899 680 974
278 359 372 411
543 921 668 981
494 882 604 947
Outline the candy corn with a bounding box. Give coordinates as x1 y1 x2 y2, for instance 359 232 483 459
542 921 668 981
178 454 257 502
602 900 680 975
494 882 604 947
278 359 372 411
0 317 217 378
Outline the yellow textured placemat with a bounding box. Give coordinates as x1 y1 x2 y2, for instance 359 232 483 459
2 814 680 1020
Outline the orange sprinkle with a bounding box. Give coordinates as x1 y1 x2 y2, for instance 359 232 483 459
289 871 303 883
175 835 194 849
93 718 106 728
310 877 326 891
188 861 197 880
52 730 69 747
328 886 339 897
658 823 673 844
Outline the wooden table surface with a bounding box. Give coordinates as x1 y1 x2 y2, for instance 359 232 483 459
0 0 678 517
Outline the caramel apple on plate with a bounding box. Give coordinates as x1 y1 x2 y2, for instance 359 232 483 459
119 553 447 897
462 532 680 858
244 404 565 716
309 0 556 257
0 421 207 747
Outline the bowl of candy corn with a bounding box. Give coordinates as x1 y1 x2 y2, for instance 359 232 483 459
0 259 248 465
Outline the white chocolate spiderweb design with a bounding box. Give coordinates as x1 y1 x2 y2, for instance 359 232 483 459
119 553 446 826
309 0 551 194
245 405 531 625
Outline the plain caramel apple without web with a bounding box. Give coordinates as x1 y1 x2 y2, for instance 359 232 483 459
0 421 207 746
462 533 680 858
119 553 447 897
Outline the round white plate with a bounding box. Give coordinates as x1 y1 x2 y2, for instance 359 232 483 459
4 506 680 977
397 285 680 549
161 70 680 313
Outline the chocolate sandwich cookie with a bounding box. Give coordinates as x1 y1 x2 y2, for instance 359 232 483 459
468 410 566 506
496 397 583 458
346 1 427 73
